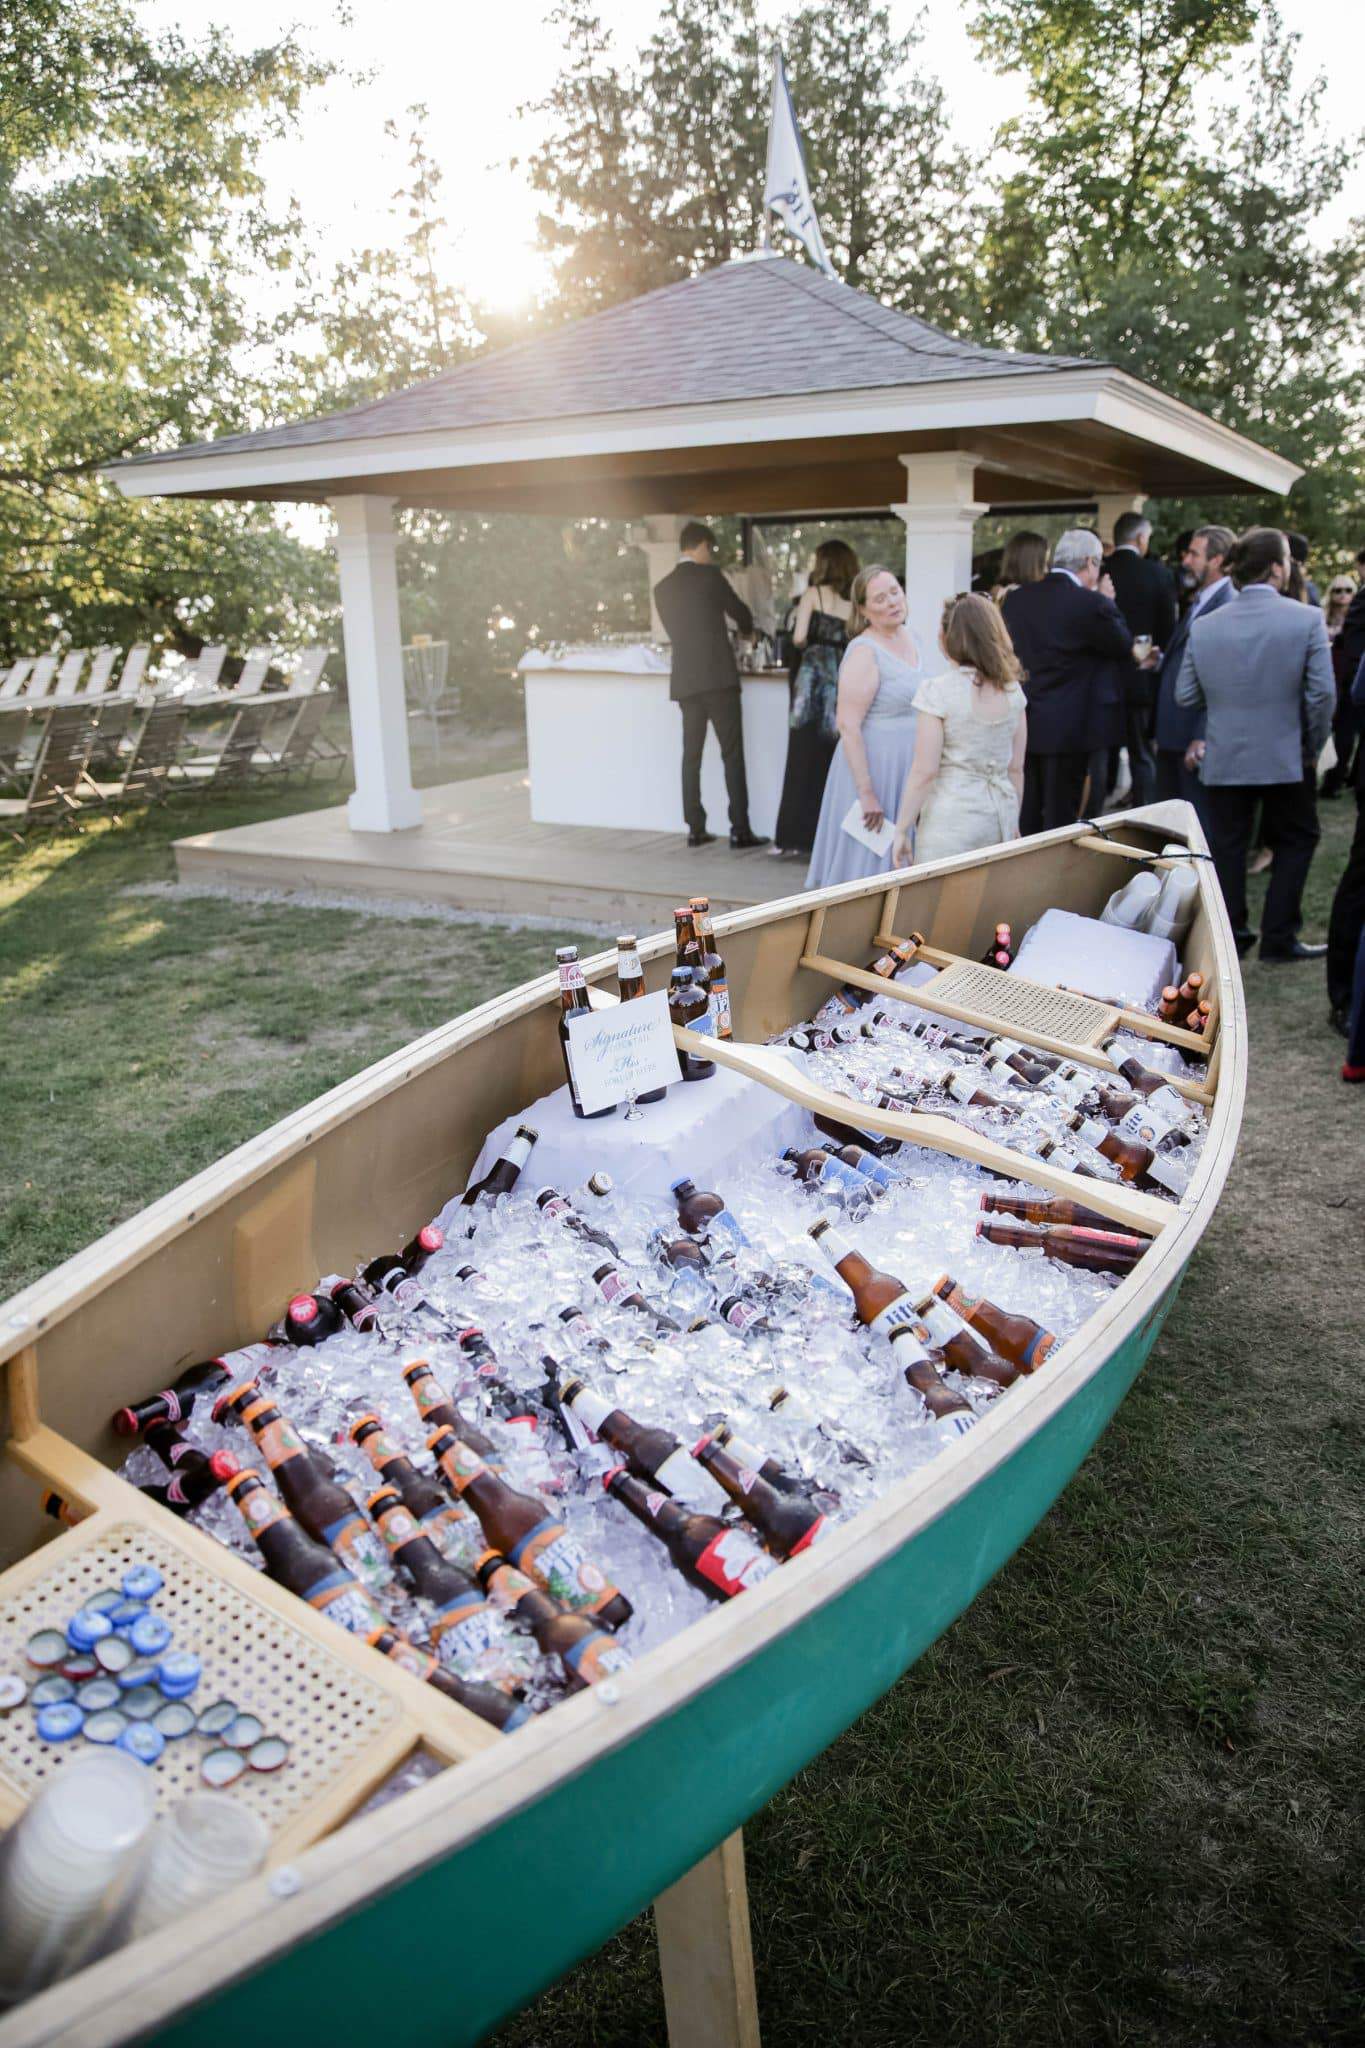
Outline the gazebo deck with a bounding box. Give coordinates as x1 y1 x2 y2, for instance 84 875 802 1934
173 769 807 927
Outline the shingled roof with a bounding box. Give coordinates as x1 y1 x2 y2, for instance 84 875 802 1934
118 256 1097 471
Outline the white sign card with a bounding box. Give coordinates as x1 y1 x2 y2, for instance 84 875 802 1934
840 799 895 857
566 991 679 1116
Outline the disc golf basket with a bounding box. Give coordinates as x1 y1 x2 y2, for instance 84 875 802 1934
402 638 457 758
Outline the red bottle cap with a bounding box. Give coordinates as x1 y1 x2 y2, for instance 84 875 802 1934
287 1293 318 1322
112 1406 140 1438
600 1465 627 1490
418 1225 443 1253
208 1450 241 1483
690 1431 715 1458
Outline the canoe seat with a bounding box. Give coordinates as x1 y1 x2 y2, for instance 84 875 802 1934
922 960 1116 1048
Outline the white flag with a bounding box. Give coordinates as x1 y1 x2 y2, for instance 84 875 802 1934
763 49 836 279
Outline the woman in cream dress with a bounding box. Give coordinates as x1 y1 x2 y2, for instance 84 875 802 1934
891 594 1027 868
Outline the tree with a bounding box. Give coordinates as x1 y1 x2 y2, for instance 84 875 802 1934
0 1 334 660
968 0 1365 547
525 0 976 325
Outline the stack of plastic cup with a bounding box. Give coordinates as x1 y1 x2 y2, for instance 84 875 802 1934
0 1752 155 2007
122 1793 269 1939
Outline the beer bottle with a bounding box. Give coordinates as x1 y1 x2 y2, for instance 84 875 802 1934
980 1190 1119 1234
907 1290 1019 1389
807 1218 917 1338
1055 1106 1152 1182
140 1430 240 1516
981 922 1014 969
273 1291 343 1348
225 1468 386 1636
348 1413 479 1562
555 1303 609 1353
768 1384 872 1471
975 1216 1147 1277
651 1231 711 1280
604 1467 776 1601
113 1344 278 1437
1189 998 1212 1035
887 1325 978 1431
367 1486 526 1688
986 1033 1062 1075
668 966 716 1081
615 935 667 1101
476 1551 632 1692
813 1110 901 1160
1156 984 1184 1023
428 1425 632 1628
688 897 733 1039
399 1223 444 1274
711 1421 812 1500
536 1185 621 1259
402 1360 501 1465
671 1176 750 1250
556 944 613 1120
716 1292 771 1337
691 1433 825 1559
940 1068 1018 1114
931 1273 1056 1371
461 1124 540 1207
217 1384 389 1594
783 1146 883 1203
1174 971 1205 1023
456 1328 544 1440
1100 1046 1190 1123
557 1375 728 1512
673 904 704 974
1088 1086 1192 1151
833 1139 897 1191
897 1017 984 1055
841 1069 922 1114
870 933 924 980
592 1261 680 1332
366 1628 531 1732
814 933 924 1026
330 1277 385 1336
41 1490 85 1529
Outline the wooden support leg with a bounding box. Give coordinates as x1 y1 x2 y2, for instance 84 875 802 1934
654 1830 761 2048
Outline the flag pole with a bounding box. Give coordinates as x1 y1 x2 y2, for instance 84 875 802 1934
760 47 777 253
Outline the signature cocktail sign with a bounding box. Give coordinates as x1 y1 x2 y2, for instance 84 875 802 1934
566 993 678 1116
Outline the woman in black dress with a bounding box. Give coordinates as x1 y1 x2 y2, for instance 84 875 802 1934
772 539 859 857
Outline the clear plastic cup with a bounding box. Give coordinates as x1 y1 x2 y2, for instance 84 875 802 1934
124 1794 269 1938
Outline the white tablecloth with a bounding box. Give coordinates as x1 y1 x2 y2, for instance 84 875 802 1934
453 1050 809 1214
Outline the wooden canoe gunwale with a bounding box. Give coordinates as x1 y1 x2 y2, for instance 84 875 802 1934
0 802 1247 2048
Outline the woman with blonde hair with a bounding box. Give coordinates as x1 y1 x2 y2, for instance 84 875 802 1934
772 538 859 856
805 563 922 888
891 593 1028 868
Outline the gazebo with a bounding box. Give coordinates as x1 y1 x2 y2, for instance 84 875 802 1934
109 255 1299 870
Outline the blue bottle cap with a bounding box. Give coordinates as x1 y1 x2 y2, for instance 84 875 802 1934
119 1685 162 1721
116 1657 159 1691
116 1722 164 1764
121 1564 164 1601
85 1588 125 1615
36 1702 85 1743
110 1599 148 1632
130 1613 172 1657
66 1608 113 1651
156 1650 200 1694
30 1674 76 1707
83 1708 128 1745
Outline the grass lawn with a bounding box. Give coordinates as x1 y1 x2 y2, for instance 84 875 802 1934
1 760 1360 2045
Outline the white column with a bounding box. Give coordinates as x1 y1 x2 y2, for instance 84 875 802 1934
636 516 686 640
1093 491 1148 546
330 494 422 833
890 453 988 661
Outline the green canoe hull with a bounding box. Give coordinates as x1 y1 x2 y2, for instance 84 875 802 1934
150 1275 1180 2048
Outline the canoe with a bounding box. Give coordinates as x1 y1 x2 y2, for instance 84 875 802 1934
0 799 1245 2048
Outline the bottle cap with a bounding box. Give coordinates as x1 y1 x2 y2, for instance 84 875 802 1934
209 1449 241 1483
210 1379 258 1423
117 1722 164 1765
248 1735 290 1773
157 1650 200 1693
30 1675 75 1706
153 1700 198 1739
586 1171 612 1196
0 1674 28 1712
85 1588 125 1616
365 1485 401 1513
36 1701 85 1742
195 1699 237 1738
130 1613 173 1657
120 1684 162 1720
26 1628 70 1669
66 1607 114 1651
287 1293 319 1322
669 1175 696 1194
109 1598 148 1632
83 1708 128 1744
201 1747 247 1788
76 1677 121 1712
691 1431 716 1457
95 1634 135 1675
514 1126 539 1145
347 1413 382 1440
115 1656 158 1691
61 1652 99 1681
416 1224 444 1254
807 1219 830 1240
600 1465 627 1490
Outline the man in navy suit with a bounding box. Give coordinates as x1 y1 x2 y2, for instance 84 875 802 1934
1153 524 1236 814
653 521 767 849
1106 510 1178 808
1001 527 1132 833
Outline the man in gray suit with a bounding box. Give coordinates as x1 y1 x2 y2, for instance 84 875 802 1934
1176 526 1335 960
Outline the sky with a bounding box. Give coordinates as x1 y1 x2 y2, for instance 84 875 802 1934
144 0 1365 316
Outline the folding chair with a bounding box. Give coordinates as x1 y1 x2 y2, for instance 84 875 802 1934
24 656 59 702
0 660 33 701
53 651 88 697
0 707 97 838
85 702 188 810
186 644 228 695
262 694 348 779
0 707 30 786
181 701 288 789
87 698 136 771
83 648 119 697
230 648 273 696
283 645 330 695
115 646 151 697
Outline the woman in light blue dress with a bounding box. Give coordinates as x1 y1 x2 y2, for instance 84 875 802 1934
805 564 922 889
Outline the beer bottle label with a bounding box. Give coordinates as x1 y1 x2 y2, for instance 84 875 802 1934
564 1385 613 1438
558 957 587 994
786 1515 826 1556
815 1154 870 1198
424 1503 485 1572
942 1410 978 1437
235 1485 290 1537
915 1295 988 1355
509 1516 610 1611
483 1559 538 1612
594 1268 630 1308
387 1274 427 1315
704 1206 749 1250
688 1003 716 1039
814 990 859 1027
1115 1101 1183 1149
945 1071 981 1107
306 1570 385 1636
409 1375 449 1424
362 1425 404 1470
721 1297 764 1334
694 1527 778 1598
867 1292 918 1341
561 1631 633 1685
429 1595 500 1670
321 1510 390 1595
436 1436 486 1493
253 1414 308 1470
846 1150 895 1191
539 1193 572 1223
1143 1149 1189 1197
982 1057 1018 1084
709 976 733 1039
653 1444 725 1511
1072 1115 1109 1150
384 1638 438 1682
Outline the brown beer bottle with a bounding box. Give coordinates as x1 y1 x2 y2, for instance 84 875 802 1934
784 1146 885 1204
980 1190 1118 1234
813 1110 901 1160
592 1260 681 1332
604 1467 776 1600
907 1289 1019 1388
1188 998 1213 1035
1100 1046 1189 1119
976 1217 1147 1276
348 1412 479 1562
931 1273 1056 1371
216 1384 388 1594
870 933 924 979
367 1485 527 1689
652 1232 711 1279
688 897 733 1039
887 1324 978 1431
475 1551 632 1691
615 934 667 1101
428 1424 632 1627
668 965 716 1080
940 1068 1018 1114
1157 984 1184 1023
536 1184 622 1259
557 1375 729 1512
807 1218 917 1338
1055 1106 1153 1182
365 1627 530 1732
711 1421 813 1499
896 1017 984 1056
225 1468 386 1635
556 944 613 1120
674 904 704 973
461 1124 540 1207
400 1222 445 1274
692 1433 825 1558
1171 971 1204 1024
981 921 1014 969
671 1176 750 1251
402 1359 500 1465
113 1344 278 1437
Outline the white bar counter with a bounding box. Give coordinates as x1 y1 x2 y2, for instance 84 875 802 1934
520 643 790 837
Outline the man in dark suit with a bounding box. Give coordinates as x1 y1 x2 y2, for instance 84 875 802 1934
1153 523 1236 813
1105 510 1178 808
1001 527 1133 834
652 521 767 849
